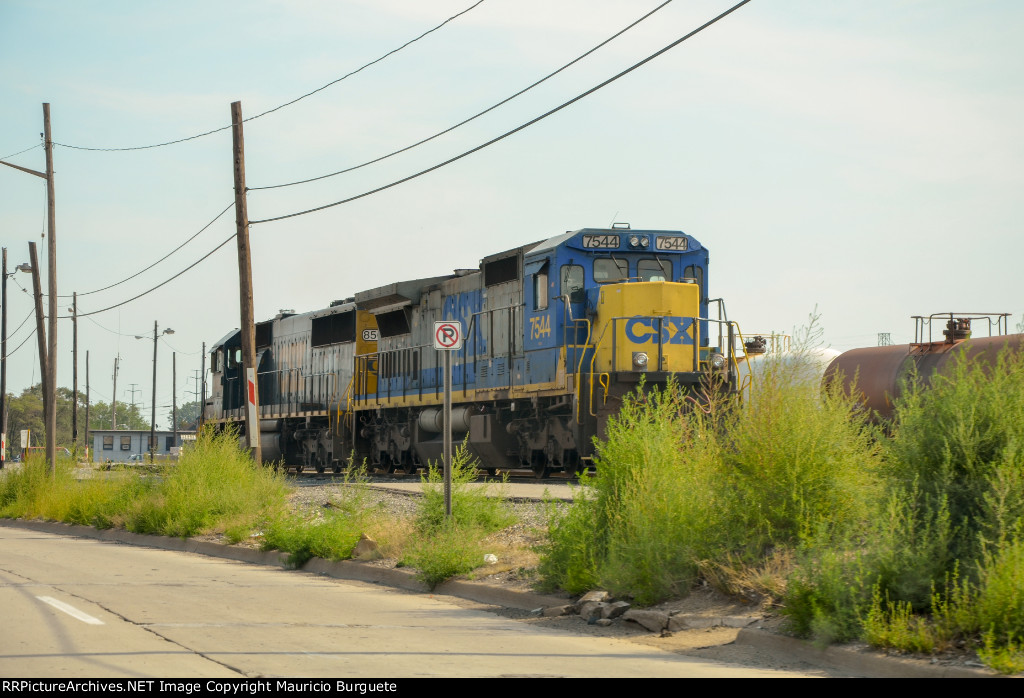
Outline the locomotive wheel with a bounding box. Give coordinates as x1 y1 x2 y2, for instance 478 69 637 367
399 453 416 475
315 465 325 474
486 468 497 477
294 464 304 474
332 464 342 474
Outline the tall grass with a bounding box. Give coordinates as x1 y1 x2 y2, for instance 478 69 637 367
778 343 1024 672
401 443 517 589
885 348 1024 569
0 453 150 527
542 319 881 606
0 428 289 542
125 427 289 540
260 462 374 567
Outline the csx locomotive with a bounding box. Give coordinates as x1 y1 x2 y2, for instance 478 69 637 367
205 224 741 477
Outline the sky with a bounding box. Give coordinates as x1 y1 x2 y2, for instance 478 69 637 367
1 0 1021 428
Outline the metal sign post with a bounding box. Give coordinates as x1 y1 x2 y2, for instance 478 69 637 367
433 321 463 518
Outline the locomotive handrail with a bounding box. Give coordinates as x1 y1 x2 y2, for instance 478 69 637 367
572 317 593 424
586 321 613 417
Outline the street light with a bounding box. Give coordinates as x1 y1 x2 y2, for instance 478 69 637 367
1 251 33 466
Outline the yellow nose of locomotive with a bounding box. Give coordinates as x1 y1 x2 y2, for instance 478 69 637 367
593 281 700 373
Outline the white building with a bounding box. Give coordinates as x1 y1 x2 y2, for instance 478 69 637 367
89 429 196 462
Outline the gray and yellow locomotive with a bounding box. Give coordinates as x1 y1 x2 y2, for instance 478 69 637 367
206 224 741 477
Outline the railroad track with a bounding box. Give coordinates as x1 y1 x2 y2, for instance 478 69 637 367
284 468 580 486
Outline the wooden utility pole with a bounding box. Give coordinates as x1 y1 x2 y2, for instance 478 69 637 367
199 342 206 431
150 321 157 463
230 101 262 464
71 291 78 457
1 247 7 464
172 351 177 450
85 350 90 461
112 357 118 430
28 242 49 471
42 103 58 472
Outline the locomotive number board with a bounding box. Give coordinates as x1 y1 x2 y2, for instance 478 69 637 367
655 236 688 251
581 234 620 249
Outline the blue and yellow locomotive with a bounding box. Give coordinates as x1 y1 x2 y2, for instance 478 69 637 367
205 224 740 477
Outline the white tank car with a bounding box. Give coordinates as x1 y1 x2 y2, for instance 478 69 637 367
737 346 843 404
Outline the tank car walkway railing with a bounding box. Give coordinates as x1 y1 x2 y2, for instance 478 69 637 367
912 312 1011 344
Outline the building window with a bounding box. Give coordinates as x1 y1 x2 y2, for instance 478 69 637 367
166 436 175 451
102 435 113 451
120 436 132 451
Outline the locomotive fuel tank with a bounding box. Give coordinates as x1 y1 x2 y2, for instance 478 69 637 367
824 314 1021 420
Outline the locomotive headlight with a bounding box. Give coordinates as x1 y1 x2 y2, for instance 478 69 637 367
709 352 726 371
632 351 649 371
639 236 649 248
629 235 640 247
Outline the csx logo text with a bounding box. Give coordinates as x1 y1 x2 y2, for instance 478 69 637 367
624 317 694 345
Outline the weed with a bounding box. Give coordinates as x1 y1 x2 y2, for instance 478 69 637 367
862 586 939 654
401 521 486 590
978 631 1024 675
417 443 515 534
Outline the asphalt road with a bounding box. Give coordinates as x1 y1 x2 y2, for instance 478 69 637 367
0 525 818 679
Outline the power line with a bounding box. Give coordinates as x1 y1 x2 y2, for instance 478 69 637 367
5 307 36 339
249 0 675 191
1 143 42 160
57 201 234 298
160 337 200 355
2 326 37 360
75 233 237 318
251 0 753 225
83 314 147 338
52 1 488 153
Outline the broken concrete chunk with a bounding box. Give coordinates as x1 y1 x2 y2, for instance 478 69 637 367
577 590 612 605
578 601 606 623
602 600 631 619
542 605 573 617
622 609 669 632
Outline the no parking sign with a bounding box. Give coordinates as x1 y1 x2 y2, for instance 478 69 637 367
433 321 463 350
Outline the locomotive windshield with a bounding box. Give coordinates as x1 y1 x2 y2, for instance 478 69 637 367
594 258 628 283
638 259 671 281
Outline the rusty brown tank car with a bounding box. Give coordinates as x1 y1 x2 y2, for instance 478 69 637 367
824 313 1021 420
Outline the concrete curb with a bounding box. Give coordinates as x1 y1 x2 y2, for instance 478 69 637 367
0 518 1002 677
737 628 997 678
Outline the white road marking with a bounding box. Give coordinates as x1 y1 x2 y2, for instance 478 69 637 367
36 596 104 625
